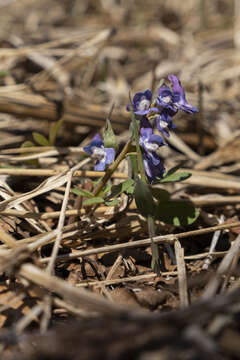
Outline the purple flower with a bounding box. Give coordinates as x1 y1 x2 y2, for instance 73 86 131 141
143 152 165 184
83 134 115 171
168 74 198 114
127 89 158 116
139 127 165 183
155 109 177 137
157 84 176 113
139 127 165 164
140 116 152 130
139 127 166 183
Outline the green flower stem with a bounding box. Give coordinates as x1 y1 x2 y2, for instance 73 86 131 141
148 215 161 274
93 140 132 197
131 114 147 183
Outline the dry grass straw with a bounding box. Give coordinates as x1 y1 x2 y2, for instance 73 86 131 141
174 240 189 307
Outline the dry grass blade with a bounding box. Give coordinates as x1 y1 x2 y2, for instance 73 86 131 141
46 159 89 274
15 304 43 334
0 170 69 211
75 272 180 288
0 179 46 233
174 240 189 307
0 149 85 161
202 215 225 270
201 235 240 300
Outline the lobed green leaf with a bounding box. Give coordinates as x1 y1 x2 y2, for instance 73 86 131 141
150 187 170 202
155 200 199 226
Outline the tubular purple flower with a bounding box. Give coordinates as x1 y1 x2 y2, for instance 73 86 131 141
83 134 115 171
155 109 177 137
139 128 165 163
139 127 166 183
156 84 176 113
143 152 165 184
168 74 198 114
127 89 158 116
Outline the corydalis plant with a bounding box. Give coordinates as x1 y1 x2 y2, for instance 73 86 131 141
80 74 199 274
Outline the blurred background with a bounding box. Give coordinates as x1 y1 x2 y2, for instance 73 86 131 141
0 0 238 153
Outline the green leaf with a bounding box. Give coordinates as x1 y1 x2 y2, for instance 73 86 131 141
155 200 199 226
150 187 170 202
103 119 117 149
98 184 112 198
21 141 35 148
108 179 134 199
49 118 64 146
105 199 120 206
72 188 94 198
159 171 191 183
33 132 49 146
134 178 155 218
164 161 187 177
83 197 104 206
20 141 38 166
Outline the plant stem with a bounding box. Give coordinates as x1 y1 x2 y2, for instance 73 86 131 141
148 215 161 275
131 114 147 182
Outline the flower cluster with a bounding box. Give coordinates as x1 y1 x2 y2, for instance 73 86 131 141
127 74 198 183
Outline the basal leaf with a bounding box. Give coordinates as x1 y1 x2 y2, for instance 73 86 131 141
150 187 170 202
49 118 64 146
72 188 94 198
33 132 49 146
159 171 191 183
155 200 199 226
108 179 134 199
134 178 155 218
83 197 104 206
